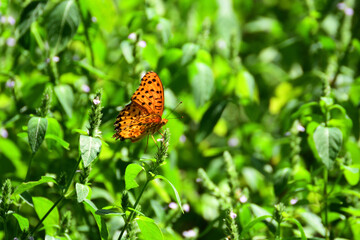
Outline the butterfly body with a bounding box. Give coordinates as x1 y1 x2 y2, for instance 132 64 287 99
113 71 167 142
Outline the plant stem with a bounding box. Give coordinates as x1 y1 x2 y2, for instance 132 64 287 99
29 156 82 236
4 217 8 240
118 179 151 240
324 168 329 240
25 153 35 181
76 0 95 67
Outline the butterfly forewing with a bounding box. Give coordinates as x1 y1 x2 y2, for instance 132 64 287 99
131 71 165 116
113 71 167 142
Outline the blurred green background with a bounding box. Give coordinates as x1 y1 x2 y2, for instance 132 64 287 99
1 0 360 239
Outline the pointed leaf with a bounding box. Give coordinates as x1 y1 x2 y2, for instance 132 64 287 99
46 0 80 54
12 213 29 232
28 117 48 153
83 199 109 240
54 84 74 118
13 176 57 196
136 216 164 240
125 164 144 190
189 61 214 108
313 125 342 170
155 175 183 213
120 40 134 64
17 0 46 37
76 183 90 203
343 165 360 186
80 135 102 167
33 197 59 235
197 100 227 142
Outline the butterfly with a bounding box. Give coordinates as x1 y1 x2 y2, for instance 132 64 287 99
113 71 168 143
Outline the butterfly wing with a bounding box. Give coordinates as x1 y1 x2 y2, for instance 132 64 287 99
113 101 163 142
131 71 165 116
113 102 149 140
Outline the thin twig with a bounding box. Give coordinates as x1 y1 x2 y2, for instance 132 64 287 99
118 179 150 240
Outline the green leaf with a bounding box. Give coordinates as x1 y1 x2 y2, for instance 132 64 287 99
284 218 307 240
343 165 360 186
17 0 46 37
12 213 30 232
313 125 343 170
95 208 124 216
155 175 183 213
33 197 59 235
196 100 227 142
181 43 199 65
45 134 70 150
28 117 48 153
125 164 144 190
240 215 272 238
45 117 67 151
136 216 164 240
189 62 214 108
46 0 80 54
83 199 109 240
120 40 134 64
300 212 325 236
79 135 102 167
13 176 57 196
76 183 90 203
54 84 74 118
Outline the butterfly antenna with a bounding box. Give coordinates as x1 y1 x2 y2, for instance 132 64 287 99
165 101 183 119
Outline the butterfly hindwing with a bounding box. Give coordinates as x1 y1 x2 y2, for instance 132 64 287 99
131 71 165 116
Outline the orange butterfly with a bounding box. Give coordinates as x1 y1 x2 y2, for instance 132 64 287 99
113 71 168 142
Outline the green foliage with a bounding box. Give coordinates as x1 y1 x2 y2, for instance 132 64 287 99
1 0 360 239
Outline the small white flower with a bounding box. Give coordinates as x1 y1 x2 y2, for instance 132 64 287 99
169 202 178 209
1 16 6 23
230 211 237 219
82 84 90 93
128 32 136 40
138 40 147 48
239 195 248 203
52 56 60 62
290 198 298 205
228 137 239 147
179 134 186 143
337 2 346 10
345 7 354 16
284 131 291 136
216 39 227 50
93 98 100 105
195 178 202 183
6 79 15 88
72 55 80 61
156 23 163 31
7 16 15 25
157 138 164 142
183 203 190 212
91 16 97 23
6 38 15 47
0 128 8 138
182 229 197 238
297 124 305 132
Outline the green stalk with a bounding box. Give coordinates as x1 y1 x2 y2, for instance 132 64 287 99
324 168 329 240
75 0 95 67
118 179 151 240
30 156 82 236
4 217 8 240
25 153 35 181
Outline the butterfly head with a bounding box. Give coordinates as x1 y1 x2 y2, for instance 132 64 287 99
161 118 168 126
